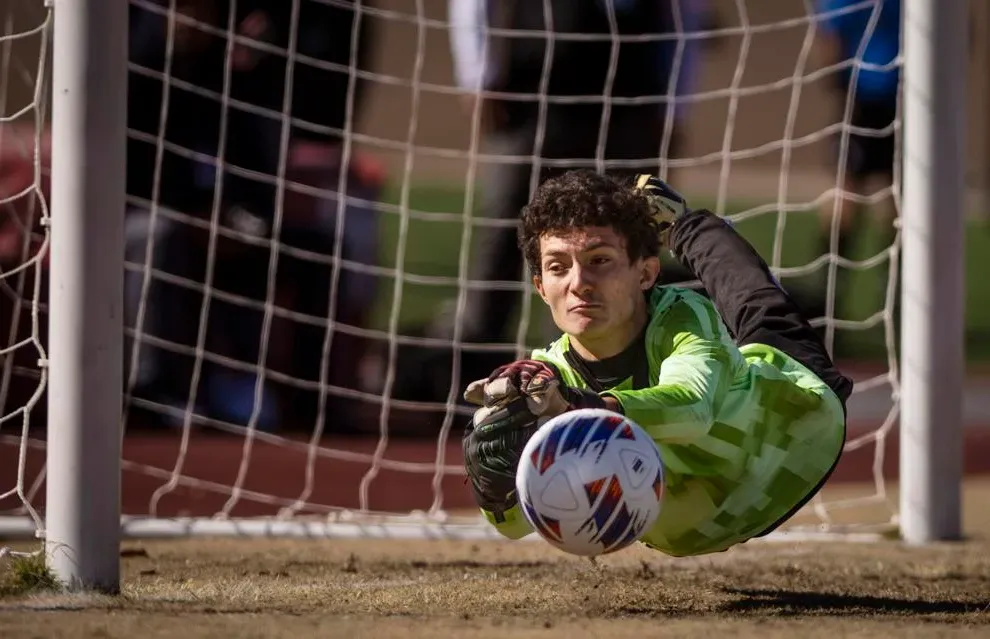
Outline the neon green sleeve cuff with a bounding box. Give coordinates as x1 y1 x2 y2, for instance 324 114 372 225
481 503 534 540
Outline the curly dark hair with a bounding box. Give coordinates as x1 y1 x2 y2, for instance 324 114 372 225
518 169 661 275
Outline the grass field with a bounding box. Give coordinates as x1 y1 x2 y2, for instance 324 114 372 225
2 479 990 637
371 184 990 361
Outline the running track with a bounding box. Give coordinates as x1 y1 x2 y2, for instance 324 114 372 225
2 367 988 519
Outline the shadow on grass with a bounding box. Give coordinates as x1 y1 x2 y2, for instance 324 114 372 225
721 587 990 617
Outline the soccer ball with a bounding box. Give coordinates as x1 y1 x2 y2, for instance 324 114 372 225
515 408 664 556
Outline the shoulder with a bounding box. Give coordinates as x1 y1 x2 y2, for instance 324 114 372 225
531 332 567 358
647 286 724 341
740 343 834 395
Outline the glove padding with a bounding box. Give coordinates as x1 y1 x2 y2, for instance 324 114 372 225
462 395 540 519
464 359 605 419
461 360 606 519
633 173 688 250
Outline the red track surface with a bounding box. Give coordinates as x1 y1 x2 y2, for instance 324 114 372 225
2 421 989 520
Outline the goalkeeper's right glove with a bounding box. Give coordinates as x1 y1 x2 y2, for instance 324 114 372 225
632 174 689 251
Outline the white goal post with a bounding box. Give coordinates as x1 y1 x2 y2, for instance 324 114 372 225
43 0 127 594
898 0 966 545
0 0 968 593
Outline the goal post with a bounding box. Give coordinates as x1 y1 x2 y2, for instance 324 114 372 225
898 0 967 545
0 0 972 575
44 0 127 592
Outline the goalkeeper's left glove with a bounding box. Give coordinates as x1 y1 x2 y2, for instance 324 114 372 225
632 173 689 251
464 359 606 420
461 360 606 520
462 394 539 520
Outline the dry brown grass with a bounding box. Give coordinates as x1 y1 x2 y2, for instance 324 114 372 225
2 479 990 638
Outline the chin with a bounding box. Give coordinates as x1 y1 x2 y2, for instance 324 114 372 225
561 315 607 339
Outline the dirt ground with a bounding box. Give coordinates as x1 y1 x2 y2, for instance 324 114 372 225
2 480 990 638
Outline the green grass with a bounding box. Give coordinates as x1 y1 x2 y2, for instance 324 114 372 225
369 182 990 362
0 553 58 597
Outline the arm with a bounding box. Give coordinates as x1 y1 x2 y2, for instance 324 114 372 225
603 296 735 443
475 298 733 541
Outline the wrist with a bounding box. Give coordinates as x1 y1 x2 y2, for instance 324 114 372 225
602 395 624 414
566 386 607 410
481 502 533 540
564 386 625 414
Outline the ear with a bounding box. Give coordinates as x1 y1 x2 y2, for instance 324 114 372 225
640 256 661 291
533 274 549 304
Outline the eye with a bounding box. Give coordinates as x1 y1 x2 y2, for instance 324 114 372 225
590 255 611 266
544 262 566 275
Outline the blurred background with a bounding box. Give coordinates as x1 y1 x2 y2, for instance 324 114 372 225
0 0 987 470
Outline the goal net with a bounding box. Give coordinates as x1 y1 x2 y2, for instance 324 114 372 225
2 0 904 546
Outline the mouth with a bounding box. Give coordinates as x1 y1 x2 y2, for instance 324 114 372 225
568 302 601 313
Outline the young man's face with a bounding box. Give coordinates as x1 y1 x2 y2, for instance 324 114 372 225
534 226 660 355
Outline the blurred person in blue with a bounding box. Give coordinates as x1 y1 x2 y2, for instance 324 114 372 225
806 0 901 320
390 0 686 407
124 0 381 432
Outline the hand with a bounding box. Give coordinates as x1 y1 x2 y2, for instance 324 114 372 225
461 360 606 518
462 394 540 519
464 359 606 418
461 360 546 517
633 174 689 250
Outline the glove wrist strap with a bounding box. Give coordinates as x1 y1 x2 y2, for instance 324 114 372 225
566 387 607 410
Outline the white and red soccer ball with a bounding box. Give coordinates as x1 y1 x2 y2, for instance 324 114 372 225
516 408 665 556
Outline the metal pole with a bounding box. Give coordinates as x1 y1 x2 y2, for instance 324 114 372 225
45 0 126 591
899 0 966 544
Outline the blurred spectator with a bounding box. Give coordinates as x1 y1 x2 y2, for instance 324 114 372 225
0 124 49 270
805 0 900 317
390 0 681 406
124 0 381 431
667 0 714 165
658 0 718 288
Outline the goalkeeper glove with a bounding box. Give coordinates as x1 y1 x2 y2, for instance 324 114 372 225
461 360 606 519
464 359 606 420
633 173 689 251
462 395 538 520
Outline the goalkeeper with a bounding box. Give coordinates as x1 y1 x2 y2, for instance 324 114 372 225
462 170 854 557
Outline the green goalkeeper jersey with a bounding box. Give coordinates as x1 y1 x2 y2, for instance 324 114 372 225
487 285 846 557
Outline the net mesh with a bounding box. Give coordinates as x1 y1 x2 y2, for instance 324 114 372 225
0 1 51 547
1 0 901 542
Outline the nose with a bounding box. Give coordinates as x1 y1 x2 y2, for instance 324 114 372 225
568 263 594 296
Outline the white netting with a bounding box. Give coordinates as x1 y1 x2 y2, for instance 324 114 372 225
1 0 903 544
0 0 51 549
